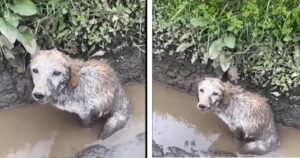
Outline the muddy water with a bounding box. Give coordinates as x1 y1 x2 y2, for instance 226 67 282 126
0 84 145 158
153 82 300 157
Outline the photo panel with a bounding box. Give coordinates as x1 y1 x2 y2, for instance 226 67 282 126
152 0 300 157
0 0 146 157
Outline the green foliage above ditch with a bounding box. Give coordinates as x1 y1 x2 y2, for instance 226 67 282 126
31 0 145 55
154 0 300 94
0 0 145 72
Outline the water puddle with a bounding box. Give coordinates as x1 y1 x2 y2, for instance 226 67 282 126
153 82 300 157
0 84 145 158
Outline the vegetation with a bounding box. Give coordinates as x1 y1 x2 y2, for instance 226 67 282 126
0 0 145 72
154 0 300 94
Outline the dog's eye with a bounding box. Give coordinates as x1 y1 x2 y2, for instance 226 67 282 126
212 92 219 96
53 71 61 76
32 68 38 73
199 89 204 92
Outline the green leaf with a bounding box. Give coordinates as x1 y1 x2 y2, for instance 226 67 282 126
17 27 37 55
224 34 235 48
22 38 37 55
0 35 14 49
3 49 15 59
71 16 78 25
21 28 34 44
190 17 209 27
112 15 119 22
11 0 38 16
62 8 68 14
291 5 300 12
283 35 292 42
0 18 18 43
4 11 20 27
209 38 224 59
219 54 232 72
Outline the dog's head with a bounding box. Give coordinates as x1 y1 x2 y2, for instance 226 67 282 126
30 49 79 103
197 77 227 112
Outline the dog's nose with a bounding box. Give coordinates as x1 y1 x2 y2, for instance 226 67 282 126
33 93 45 100
198 104 206 109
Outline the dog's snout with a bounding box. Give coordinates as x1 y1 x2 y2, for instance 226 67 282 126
198 104 207 109
33 92 45 100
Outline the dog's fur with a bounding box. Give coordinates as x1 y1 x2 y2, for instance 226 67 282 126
197 77 280 155
30 49 131 139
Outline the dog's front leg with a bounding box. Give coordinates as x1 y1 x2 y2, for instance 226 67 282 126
99 111 129 139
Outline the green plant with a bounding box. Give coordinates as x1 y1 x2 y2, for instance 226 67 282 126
207 34 235 71
0 0 145 71
30 0 145 56
0 0 38 72
154 0 300 94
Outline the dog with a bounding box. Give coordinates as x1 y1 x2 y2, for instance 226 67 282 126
197 77 280 155
30 49 131 139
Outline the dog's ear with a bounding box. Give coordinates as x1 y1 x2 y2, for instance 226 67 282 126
220 82 231 105
222 90 231 105
70 66 79 90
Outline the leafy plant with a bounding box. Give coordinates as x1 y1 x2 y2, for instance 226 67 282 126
0 0 38 72
207 34 235 71
0 0 145 72
154 0 300 94
30 0 145 56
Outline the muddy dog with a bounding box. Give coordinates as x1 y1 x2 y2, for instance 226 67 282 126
197 77 280 155
30 49 131 139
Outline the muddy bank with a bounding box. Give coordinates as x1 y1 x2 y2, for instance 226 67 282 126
0 60 33 109
0 84 145 158
153 82 300 157
0 48 144 109
153 140 236 157
153 54 300 129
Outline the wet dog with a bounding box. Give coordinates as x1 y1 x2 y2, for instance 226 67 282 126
197 77 280 155
30 49 131 139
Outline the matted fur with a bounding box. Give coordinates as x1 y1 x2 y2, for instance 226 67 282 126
30 49 131 139
197 77 280 155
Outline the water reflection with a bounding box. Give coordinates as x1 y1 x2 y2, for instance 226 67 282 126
153 112 220 154
96 119 145 148
4 133 56 158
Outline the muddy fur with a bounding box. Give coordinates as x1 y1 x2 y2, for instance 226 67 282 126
30 49 131 139
197 77 280 155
